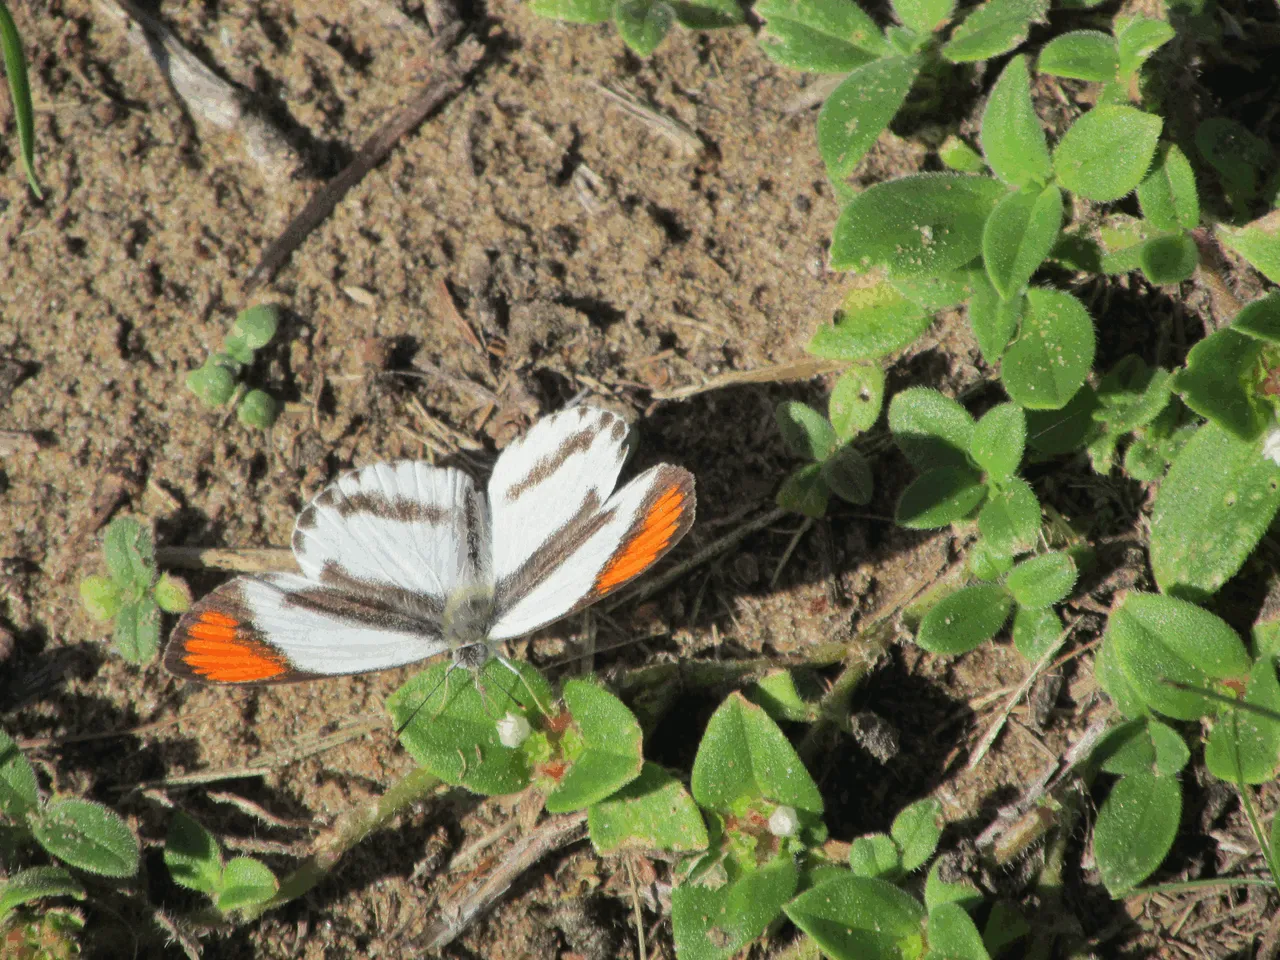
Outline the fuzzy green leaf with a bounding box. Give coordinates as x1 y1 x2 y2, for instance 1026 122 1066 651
784 874 926 960
982 185 1063 299
897 466 987 529
528 0 614 22
849 833 902 879
216 857 279 913
103 518 154 590
1093 773 1180 895
545 679 644 813
969 402 1025 482
113 596 161 665
777 402 838 461
968 280 1022 366
1000 286 1095 410
818 56 921 181
888 387 976 470
165 811 223 895
1137 144 1199 232
1036 30 1117 80
1218 221 1280 286
1053 106 1162 203
1004 551 1075 609
1232 291 1280 344
980 56 1051 188
1115 16 1175 78
673 859 798 960
79 575 123 622
0 728 38 821
1012 605 1062 660
589 763 708 854
831 174 1006 277
829 365 885 438
1172 329 1266 441
1139 234 1198 286
31 799 139 878
0 867 84 923
1093 718 1190 778
777 464 831 518
891 797 942 871
939 136 987 173
1203 658 1280 785
927 902 992 960
615 0 675 55
916 584 1012 654
978 476 1040 555
822 445 874 504
942 0 1047 62
0 3 40 197
807 281 932 360
756 0 888 72
892 0 955 33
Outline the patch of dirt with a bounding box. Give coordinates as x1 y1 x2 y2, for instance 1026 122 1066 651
3 0 1279 958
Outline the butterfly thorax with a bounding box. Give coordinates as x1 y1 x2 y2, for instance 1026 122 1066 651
442 583 496 668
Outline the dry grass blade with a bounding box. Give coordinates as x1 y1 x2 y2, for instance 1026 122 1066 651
423 811 589 950
95 0 302 180
591 82 704 156
651 357 847 401
156 545 294 573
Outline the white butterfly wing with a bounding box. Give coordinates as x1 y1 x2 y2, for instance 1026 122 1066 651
165 573 451 683
487 406 630 588
488 464 695 640
291 461 492 608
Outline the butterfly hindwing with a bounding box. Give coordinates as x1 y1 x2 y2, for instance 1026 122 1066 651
165 573 452 683
489 464 695 640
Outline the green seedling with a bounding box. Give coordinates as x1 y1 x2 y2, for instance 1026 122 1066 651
165 811 279 915
774 386 878 519
528 0 743 57
185 304 281 429
79 517 191 665
0 2 39 198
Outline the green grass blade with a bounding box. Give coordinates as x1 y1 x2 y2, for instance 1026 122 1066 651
0 1 40 199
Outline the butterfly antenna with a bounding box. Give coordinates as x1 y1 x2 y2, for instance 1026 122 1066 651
393 664 461 736
493 654 554 718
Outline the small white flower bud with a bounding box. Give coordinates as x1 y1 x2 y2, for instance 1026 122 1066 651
1263 427 1280 467
768 805 798 838
497 711 532 748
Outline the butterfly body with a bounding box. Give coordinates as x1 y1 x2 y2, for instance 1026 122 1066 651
165 406 695 684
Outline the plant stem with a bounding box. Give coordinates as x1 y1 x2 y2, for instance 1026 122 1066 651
240 765 442 921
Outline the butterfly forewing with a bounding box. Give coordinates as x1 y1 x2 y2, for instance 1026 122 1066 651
165 573 452 683
489 464 695 639
292 461 492 618
487 407 630 588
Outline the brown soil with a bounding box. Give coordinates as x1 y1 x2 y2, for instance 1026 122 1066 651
2 1 1278 958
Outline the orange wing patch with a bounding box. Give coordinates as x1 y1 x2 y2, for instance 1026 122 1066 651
595 481 690 594
175 609 288 683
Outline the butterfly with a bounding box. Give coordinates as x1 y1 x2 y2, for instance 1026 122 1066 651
164 406 696 684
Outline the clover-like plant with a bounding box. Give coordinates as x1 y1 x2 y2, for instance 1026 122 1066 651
164 811 280 916
774 386 878 519
185 304 282 429
79 518 191 665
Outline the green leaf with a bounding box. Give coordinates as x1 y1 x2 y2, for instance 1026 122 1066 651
79 574 123 622
892 0 955 33
1024 383 1099 456
822 445 874 504
1108 593 1251 720
1232 291 1280 344
1115 16 1174 77
942 0 1046 62
925 859 984 912
748 669 822 723
0 728 38 820
1012 605 1062 660
893 263 986 310
978 477 1040 556
939 136 987 174
1172 329 1266 441
389 660 552 795
589 763 708 854
777 402 838 461
1096 637 1149 719
1218 220 1280 286
153 573 193 614
891 797 942 871
983 186 1062 299
691 693 824 814
1053 106 1163 203
784 874 926 960
1137 144 1200 232
222 333 255 367
103 517 154 590
545 679 644 813
528 0 614 22
165 811 223 895
916 584 1012 654
0 3 40 198
755 0 888 72
778 464 832 518
979 56 1052 188
1150 420 1280 598
1139 234 1198 286
969 538 1014 581
1195 118 1271 212
1094 355 1174 433
969 402 1025 482
1036 30 1117 81
615 0 675 55
1204 658 1280 784
897 466 988 529
671 0 745 28
1000 286 1095 410
113 596 161 665
1093 718 1190 777
927 902 992 960
849 833 903 879
673 859 798 960
237 389 279 429
968 280 1022 366
1098 214 1157 274
186 362 238 407
818 56 922 181
1093 773 1180 895
216 857 279 913
831 174 1006 277
31 799 139 878
0 867 84 924
232 304 279 350
807 280 932 361
888 387 976 470
1004 551 1076 609
830 365 885 439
